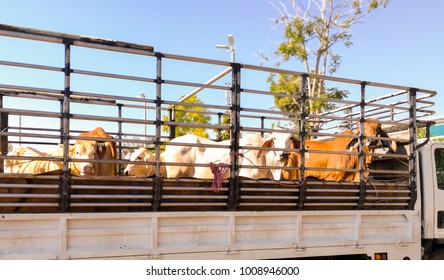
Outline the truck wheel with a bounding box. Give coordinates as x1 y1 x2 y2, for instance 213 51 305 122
429 248 444 260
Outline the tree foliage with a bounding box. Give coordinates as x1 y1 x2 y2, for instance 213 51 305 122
269 0 389 129
272 0 389 75
162 95 211 138
217 111 231 141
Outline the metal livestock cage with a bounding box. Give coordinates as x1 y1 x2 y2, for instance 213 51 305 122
0 24 437 213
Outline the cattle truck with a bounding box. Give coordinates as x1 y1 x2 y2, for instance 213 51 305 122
0 24 441 260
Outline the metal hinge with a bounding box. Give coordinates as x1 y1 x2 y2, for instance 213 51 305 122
149 251 162 259
294 244 306 252
355 241 365 249
227 248 240 255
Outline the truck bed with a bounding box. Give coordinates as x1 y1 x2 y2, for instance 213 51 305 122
0 209 420 260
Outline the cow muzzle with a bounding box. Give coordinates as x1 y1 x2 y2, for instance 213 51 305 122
365 139 381 150
124 167 133 176
81 164 94 176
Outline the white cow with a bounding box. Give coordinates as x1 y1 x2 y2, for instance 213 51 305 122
5 141 97 176
124 129 298 180
163 134 231 179
123 147 166 177
238 133 272 179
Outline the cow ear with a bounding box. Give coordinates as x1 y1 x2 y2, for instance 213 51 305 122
346 138 359 152
261 137 273 148
292 138 301 149
257 137 273 158
96 142 107 159
67 144 75 153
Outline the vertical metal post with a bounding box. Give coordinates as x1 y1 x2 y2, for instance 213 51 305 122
0 94 8 173
153 52 163 211
59 99 64 144
169 106 176 140
217 112 222 140
60 39 72 212
228 63 241 210
297 74 308 210
260 116 265 137
117 103 123 175
357 82 367 209
408 88 418 209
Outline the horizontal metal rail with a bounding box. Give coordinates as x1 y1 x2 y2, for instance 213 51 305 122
0 23 437 213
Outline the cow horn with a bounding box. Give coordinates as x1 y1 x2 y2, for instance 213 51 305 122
379 129 397 153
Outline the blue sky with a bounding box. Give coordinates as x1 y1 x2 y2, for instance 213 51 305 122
0 0 443 133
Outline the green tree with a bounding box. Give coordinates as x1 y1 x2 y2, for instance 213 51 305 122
417 127 426 139
216 111 231 141
269 0 389 130
162 95 211 138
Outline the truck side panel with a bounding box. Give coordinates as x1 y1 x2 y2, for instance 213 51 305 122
0 211 420 260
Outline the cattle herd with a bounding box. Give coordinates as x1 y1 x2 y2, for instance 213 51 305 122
4 119 397 183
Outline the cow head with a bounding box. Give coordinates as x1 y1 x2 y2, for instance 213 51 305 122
258 127 299 180
124 147 156 177
69 140 97 176
361 118 397 153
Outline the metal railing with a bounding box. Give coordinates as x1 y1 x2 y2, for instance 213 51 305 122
0 24 437 212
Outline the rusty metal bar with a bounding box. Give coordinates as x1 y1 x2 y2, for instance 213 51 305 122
357 82 366 209
60 39 72 212
408 88 418 210
0 94 8 173
297 74 308 210
228 63 241 210
153 52 163 211
0 23 154 52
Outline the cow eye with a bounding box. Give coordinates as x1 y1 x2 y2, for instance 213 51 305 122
137 156 142 160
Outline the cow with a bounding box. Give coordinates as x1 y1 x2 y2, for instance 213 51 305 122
360 119 397 153
4 146 58 174
238 133 273 180
303 130 367 181
5 141 97 176
163 134 231 179
124 129 298 180
257 126 299 180
281 118 396 182
78 127 117 176
123 147 166 177
280 150 301 181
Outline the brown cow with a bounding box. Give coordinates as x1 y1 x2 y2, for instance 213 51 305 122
359 118 397 153
257 127 300 180
282 118 396 182
78 127 117 176
305 131 367 181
